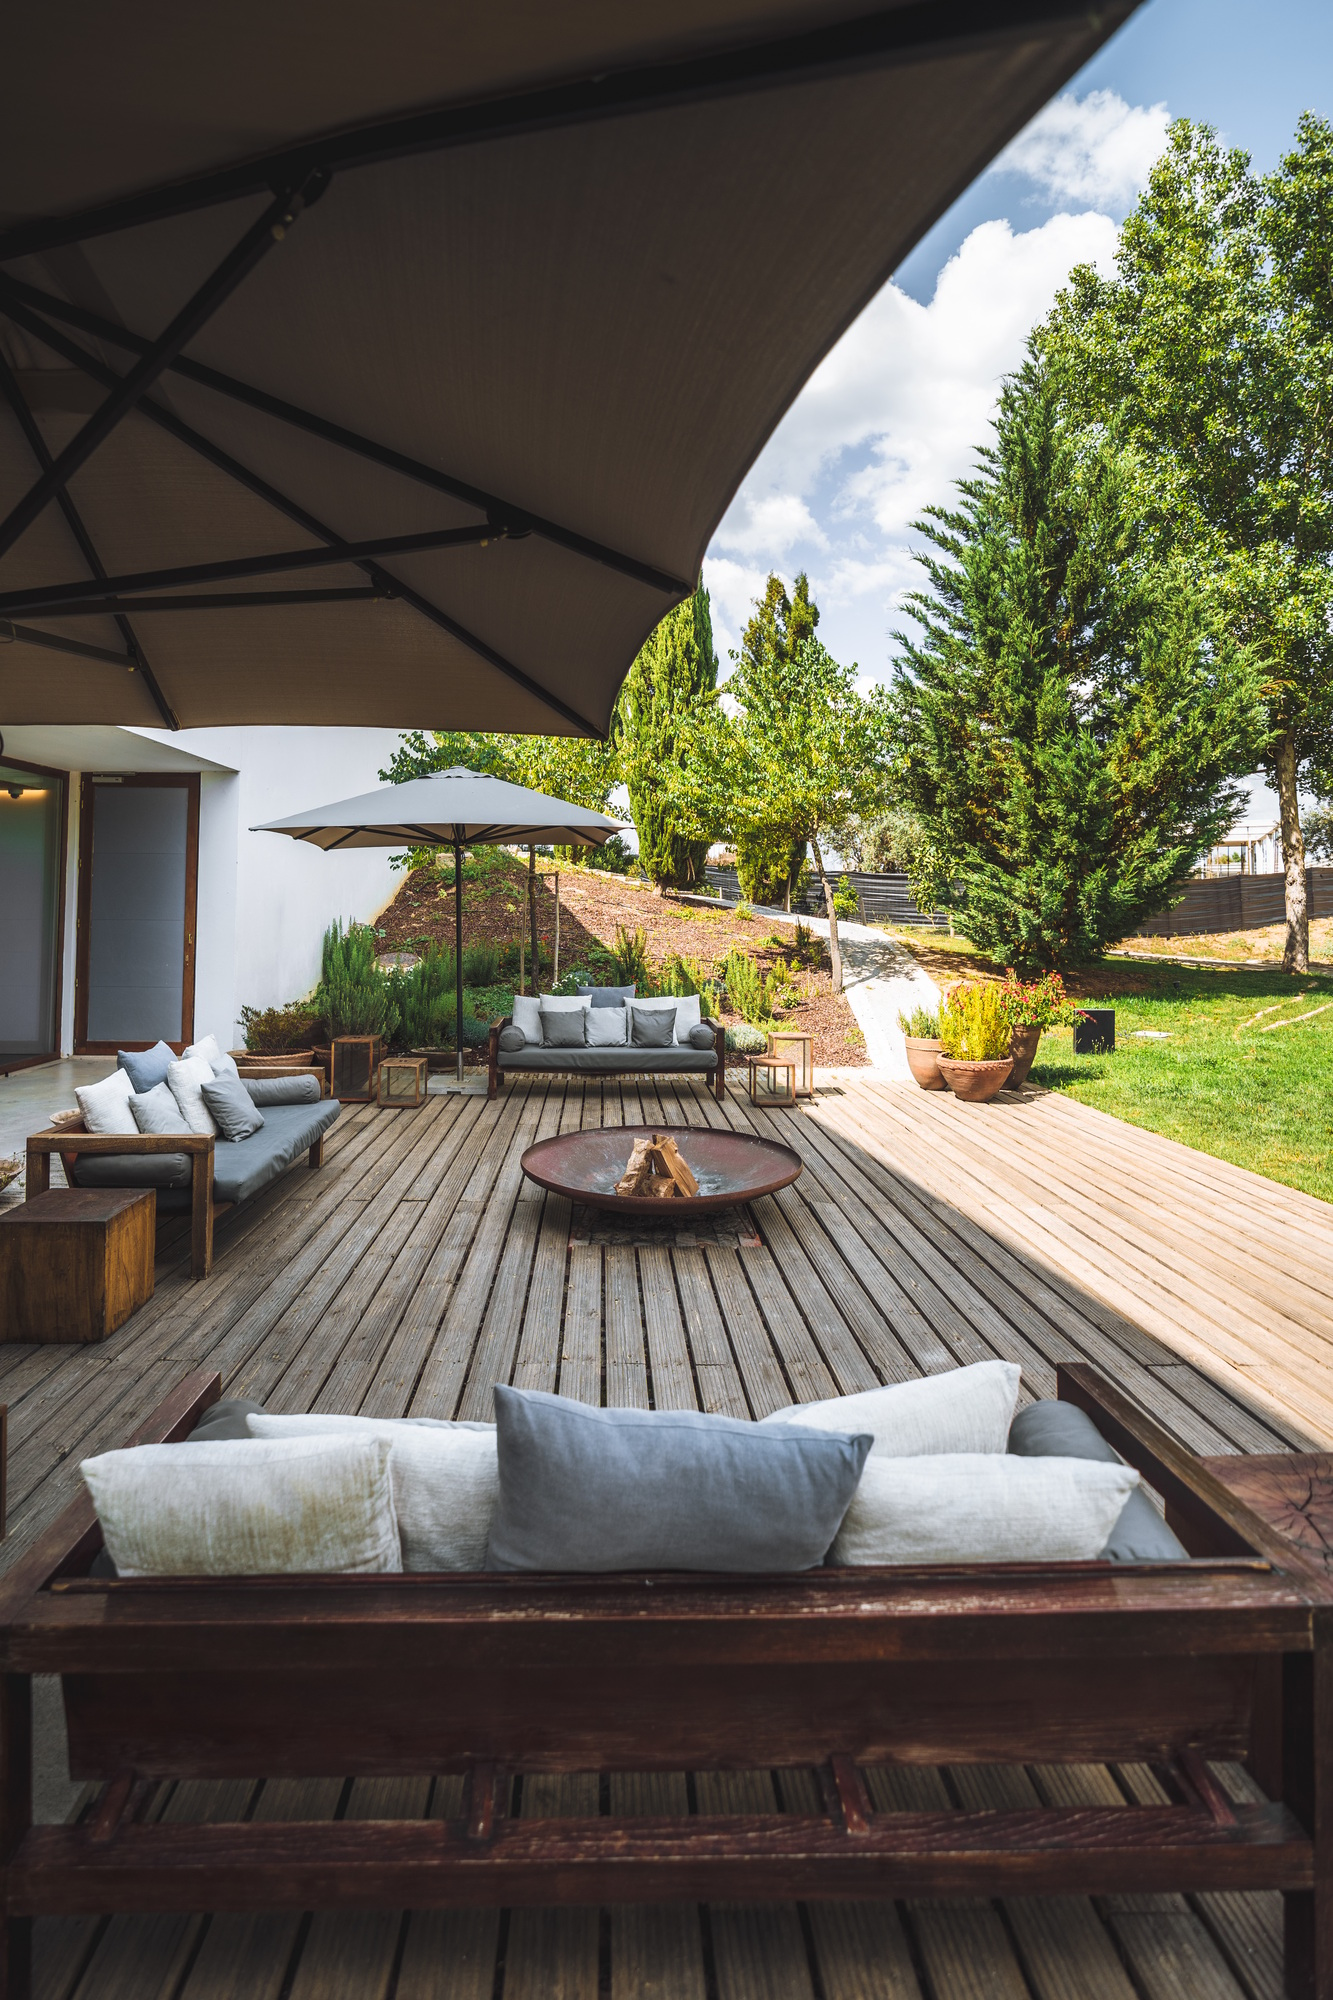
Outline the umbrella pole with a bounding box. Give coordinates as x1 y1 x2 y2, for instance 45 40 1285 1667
454 834 464 1084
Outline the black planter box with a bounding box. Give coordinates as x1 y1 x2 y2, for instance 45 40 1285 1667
1073 1008 1115 1055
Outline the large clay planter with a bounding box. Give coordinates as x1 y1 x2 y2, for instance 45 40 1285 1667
903 1035 945 1090
1006 1024 1041 1088
937 1055 1014 1103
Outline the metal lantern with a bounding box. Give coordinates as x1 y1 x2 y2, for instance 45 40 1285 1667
378 1054 429 1109
766 1029 814 1099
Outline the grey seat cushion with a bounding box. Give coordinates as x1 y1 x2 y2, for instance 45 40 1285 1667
72 1101 340 1210
487 1386 871 1573
211 1101 340 1204
498 1045 715 1073
1008 1400 1188 1562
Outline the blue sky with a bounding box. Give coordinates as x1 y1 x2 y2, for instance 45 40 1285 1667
702 0 1333 773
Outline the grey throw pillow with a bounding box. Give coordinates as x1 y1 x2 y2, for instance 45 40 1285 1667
200 1073 265 1142
585 1004 628 1047
129 1081 191 1135
1007 1400 1188 1562
541 1007 587 1049
243 1074 321 1105
687 1022 716 1050
119 1040 176 1094
578 984 637 1008
497 1024 527 1052
629 1003 675 1048
487 1387 871 1572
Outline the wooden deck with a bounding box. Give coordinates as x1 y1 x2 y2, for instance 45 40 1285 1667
6 1069 1329 2000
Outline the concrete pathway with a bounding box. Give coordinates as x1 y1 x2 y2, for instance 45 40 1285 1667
722 903 940 1078
0 1057 114 1208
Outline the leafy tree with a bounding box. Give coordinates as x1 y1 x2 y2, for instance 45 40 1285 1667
615 585 719 888
674 631 890 990
731 573 820 905
889 361 1259 971
1039 115 1333 970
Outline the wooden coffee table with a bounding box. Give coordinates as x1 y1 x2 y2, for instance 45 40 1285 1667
0 1188 155 1342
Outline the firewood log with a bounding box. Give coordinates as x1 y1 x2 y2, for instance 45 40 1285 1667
615 1137 656 1196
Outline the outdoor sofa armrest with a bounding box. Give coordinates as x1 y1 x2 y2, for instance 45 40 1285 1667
25 1128 217 1282
487 1018 513 1100
711 1017 727 1101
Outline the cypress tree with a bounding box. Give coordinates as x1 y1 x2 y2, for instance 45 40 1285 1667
734 573 819 905
617 584 719 888
889 361 1259 970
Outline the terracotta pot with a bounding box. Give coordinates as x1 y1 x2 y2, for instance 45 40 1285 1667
937 1054 1014 1103
903 1035 945 1090
232 1047 317 1068
1006 1024 1041 1088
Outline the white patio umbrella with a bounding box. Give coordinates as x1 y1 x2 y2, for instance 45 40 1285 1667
256 767 624 1079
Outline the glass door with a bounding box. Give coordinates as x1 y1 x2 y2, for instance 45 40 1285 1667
75 775 199 1053
0 759 67 1070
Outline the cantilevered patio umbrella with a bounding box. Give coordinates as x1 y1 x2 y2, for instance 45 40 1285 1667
0 2 1137 737
257 768 623 1079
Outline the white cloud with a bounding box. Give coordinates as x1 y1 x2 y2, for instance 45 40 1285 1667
706 207 1121 676
991 88 1170 212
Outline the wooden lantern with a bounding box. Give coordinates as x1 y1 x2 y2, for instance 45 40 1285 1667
330 1035 382 1103
378 1054 429 1110
746 1052 796 1107
766 1028 814 1098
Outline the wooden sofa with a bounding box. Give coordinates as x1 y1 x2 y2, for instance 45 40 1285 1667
488 1015 728 1100
0 1363 1327 1997
24 1066 333 1280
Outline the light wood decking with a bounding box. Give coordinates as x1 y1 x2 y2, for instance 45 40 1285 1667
5 1071 1327 2000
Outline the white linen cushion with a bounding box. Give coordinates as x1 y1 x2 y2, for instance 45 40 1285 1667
761 1360 1020 1458
81 1434 401 1576
539 995 589 1011
585 1004 628 1047
830 1453 1140 1565
129 1081 192 1135
75 1066 138 1136
248 1414 498 1571
184 1034 240 1082
511 994 543 1046
671 993 702 1042
167 1056 220 1136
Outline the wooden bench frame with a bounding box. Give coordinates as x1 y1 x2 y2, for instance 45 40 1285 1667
0 1363 1327 1999
23 1068 328 1281
488 1016 728 1100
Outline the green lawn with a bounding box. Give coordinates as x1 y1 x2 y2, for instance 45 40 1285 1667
1029 962 1333 1203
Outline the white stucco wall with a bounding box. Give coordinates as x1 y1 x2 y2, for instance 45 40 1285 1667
165 727 404 1048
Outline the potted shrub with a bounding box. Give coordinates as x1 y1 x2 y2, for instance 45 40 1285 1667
997 969 1073 1087
897 1002 944 1089
937 982 1013 1102
236 1001 321 1069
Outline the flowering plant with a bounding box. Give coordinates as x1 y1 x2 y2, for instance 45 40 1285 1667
999 969 1073 1030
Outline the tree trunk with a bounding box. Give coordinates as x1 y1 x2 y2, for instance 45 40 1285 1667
553 870 561 986
527 846 541 989
810 834 843 993
1275 732 1309 974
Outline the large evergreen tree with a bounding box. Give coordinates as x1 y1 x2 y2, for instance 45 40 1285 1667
889 362 1259 971
732 573 820 905
616 584 719 889
1039 115 1333 970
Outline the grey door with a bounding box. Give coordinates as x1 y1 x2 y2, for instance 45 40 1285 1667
0 762 65 1061
77 777 198 1050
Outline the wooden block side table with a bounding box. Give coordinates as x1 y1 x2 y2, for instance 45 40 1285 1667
378 1054 429 1109
745 1053 797 1107
0 1189 155 1343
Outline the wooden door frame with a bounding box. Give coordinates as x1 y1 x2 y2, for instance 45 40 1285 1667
0 755 70 1077
74 774 200 1055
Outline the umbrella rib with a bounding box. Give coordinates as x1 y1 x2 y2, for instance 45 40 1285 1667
0 179 324 566
31 588 387 612
0 2 1131 262
0 349 177 726
0 295 605 738
0 276 688 598
0 618 135 670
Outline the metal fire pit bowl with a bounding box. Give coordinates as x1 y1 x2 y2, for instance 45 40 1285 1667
520 1125 802 1218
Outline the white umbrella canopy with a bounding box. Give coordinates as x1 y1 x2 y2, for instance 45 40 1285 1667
256 767 625 1078
255 768 624 849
